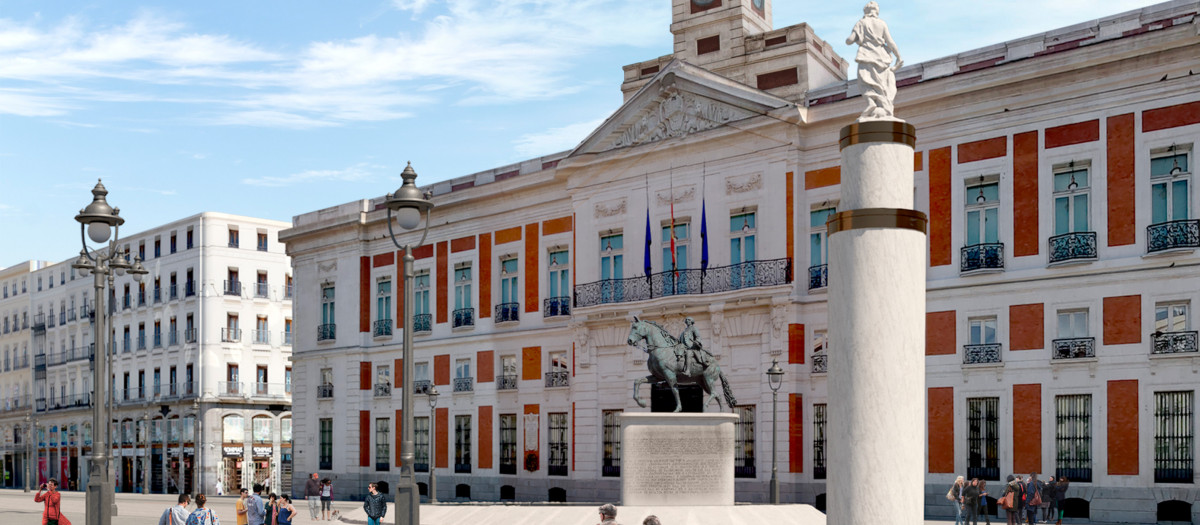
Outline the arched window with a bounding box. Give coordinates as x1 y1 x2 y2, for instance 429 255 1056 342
223 415 244 443
252 416 272 443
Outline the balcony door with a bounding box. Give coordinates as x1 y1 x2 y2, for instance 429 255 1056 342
1152 150 1191 224
966 182 1000 246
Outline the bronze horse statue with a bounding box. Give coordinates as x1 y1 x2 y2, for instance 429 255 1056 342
626 316 736 412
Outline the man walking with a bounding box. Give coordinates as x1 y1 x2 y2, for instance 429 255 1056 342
246 484 266 525
159 494 192 525
305 473 322 520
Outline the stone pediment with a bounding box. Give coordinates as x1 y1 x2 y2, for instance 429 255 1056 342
571 60 794 156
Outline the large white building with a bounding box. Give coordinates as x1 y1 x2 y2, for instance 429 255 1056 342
0 212 296 497
283 1 1200 523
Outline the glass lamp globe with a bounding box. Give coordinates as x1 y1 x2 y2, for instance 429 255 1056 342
87 222 112 244
395 206 422 231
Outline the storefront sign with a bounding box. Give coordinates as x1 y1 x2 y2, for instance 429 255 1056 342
183 446 194 455
223 446 243 457
252 446 273 457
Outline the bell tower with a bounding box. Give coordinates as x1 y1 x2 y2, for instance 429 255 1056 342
671 0 772 65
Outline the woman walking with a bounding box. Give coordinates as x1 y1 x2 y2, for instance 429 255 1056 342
949 476 967 525
963 479 981 525
320 478 334 520
363 482 388 525
185 494 220 525
979 480 991 525
1002 475 1023 525
276 496 296 525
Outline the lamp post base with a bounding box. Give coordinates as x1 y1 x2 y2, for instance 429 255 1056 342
394 470 420 525
86 479 117 525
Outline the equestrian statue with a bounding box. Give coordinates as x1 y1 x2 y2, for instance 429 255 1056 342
626 316 737 412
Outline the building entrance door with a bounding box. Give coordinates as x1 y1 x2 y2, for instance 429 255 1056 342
121 457 133 492
223 456 241 493
151 449 163 493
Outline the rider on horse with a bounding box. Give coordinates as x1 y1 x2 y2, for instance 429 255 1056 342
677 317 714 375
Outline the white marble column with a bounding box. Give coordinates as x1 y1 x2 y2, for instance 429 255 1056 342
827 121 926 525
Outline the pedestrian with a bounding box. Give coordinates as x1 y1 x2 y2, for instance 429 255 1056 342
1054 476 1069 525
643 516 662 525
597 503 621 525
979 480 991 525
1002 474 1023 525
159 493 192 525
276 496 296 525
35 478 70 525
363 482 388 525
246 484 266 525
320 478 334 520
963 478 981 525
216 482 225 496
186 494 220 525
1024 474 1042 525
236 488 249 525
948 475 966 525
304 473 321 520
1041 476 1057 523
266 494 279 525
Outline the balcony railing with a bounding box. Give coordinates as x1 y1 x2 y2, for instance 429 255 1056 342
545 371 569 388
413 380 432 395
1147 219 1200 253
154 288 162 303
67 309 76 322
544 297 570 317
374 319 393 337
218 382 242 396
453 377 474 393
963 343 1002 364
374 383 392 397
808 264 828 290
169 329 178 346
1052 337 1095 359
961 243 1005 273
283 331 293 345
224 280 241 296
453 308 474 329
221 328 242 343
252 330 270 344
497 374 518 390
318 324 336 341
185 281 196 297
184 328 197 343
317 383 334 399
574 258 792 308
137 335 147 350
47 393 90 411
494 303 519 323
414 313 432 333
169 284 178 300
255 283 269 298
153 333 162 348
811 354 828 374
255 382 289 398
1152 331 1198 355
285 284 294 299
1049 232 1097 264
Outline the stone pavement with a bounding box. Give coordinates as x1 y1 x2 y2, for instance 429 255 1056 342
0 489 361 525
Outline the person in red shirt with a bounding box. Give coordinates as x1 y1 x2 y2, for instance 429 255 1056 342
34 478 71 525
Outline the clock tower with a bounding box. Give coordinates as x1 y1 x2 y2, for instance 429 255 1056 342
671 0 772 65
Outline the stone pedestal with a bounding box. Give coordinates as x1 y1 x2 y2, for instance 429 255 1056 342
827 120 926 525
619 412 737 507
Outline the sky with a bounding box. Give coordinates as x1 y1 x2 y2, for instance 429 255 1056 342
0 0 1156 267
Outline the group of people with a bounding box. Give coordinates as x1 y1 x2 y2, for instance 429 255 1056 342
949 473 1070 525
303 473 338 520
159 483 298 525
597 503 662 525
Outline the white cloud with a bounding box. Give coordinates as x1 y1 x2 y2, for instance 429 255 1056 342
0 89 73 116
393 0 437 14
514 117 605 157
241 162 388 187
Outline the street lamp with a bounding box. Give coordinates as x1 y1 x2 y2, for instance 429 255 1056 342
427 386 439 504
24 414 31 493
142 412 151 493
766 358 785 504
73 179 147 524
382 163 434 525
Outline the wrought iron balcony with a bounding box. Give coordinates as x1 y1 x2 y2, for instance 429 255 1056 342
1052 337 1095 359
494 303 519 323
154 288 162 303
374 383 392 397
574 258 792 308
252 330 270 344
224 280 242 296
374 319 393 337
413 380 432 395
169 284 178 300
453 308 474 329
963 343 1002 364
1147 219 1200 253
811 354 828 374
317 323 336 341
218 382 242 396
138 292 146 307
184 328 197 343
545 371 569 388
317 383 334 399
137 335 147 350
221 328 241 343
285 284 294 299
67 309 76 322
229 238 239 249
153 333 162 348
496 374 518 390
961 243 1005 273
1152 330 1198 355
544 296 570 317
185 281 196 297
255 283 269 298
414 313 432 333
808 264 828 290
283 331 293 345
169 329 178 346
453 377 474 392
1049 232 1097 264
32 313 45 330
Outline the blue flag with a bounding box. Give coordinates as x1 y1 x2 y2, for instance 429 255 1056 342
644 208 652 277
700 199 709 272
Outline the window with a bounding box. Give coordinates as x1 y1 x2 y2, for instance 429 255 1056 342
139 241 145 261
414 416 430 472
1154 390 1194 483
281 417 292 442
284 318 293 345
602 410 622 477
255 316 268 344
225 314 240 342
813 403 827 479
255 271 268 298
599 233 624 302
320 285 336 341
547 250 570 304
547 351 568 387
319 418 333 470
809 207 836 289
257 232 268 252
498 258 519 321
969 317 997 345
376 280 392 337
1155 302 1190 333
967 397 1000 480
966 180 1000 246
455 415 472 473
1053 164 1090 235
228 228 239 248
186 364 194 394
154 238 161 258
1153 302 1194 355
253 416 272 443
454 265 473 328
731 211 757 264
1057 310 1088 339
1151 147 1191 224
186 227 193 249
376 417 390 471
227 364 239 394
662 222 689 295
548 412 568 476
499 414 517 474
256 365 268 394
1055 394 1092 482
454 359 471 392
734 405 755 478
224 415 244 443
1054 309 1093 359
170 233 177 254
285 367 292 393
138 323 146 350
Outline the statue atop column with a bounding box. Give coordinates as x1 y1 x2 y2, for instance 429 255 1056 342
846 2 904 121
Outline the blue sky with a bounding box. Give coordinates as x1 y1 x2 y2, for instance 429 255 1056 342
0 0 1153 266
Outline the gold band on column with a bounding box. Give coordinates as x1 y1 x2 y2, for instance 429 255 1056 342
827 208 928 235
839 121 917 151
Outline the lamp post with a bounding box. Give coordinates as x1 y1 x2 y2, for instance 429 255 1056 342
427 386 439 504
382 162 434 525
72 179 147 524
141 412 151 493
766 358 784 504
24 414 31 492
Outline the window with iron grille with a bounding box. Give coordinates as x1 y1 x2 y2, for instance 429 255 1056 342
813 403 827 479
1154 391 1194 483
1055 394 1092 482
548 412 569 476
414 416 430 472
967 397 1000 480
602 410 621 477
376 417 390 471
734 405 755 478
455 415 472 473
499 414 517 475
319 418 333 470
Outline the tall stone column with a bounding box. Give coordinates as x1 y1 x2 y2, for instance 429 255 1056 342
826 121 926 525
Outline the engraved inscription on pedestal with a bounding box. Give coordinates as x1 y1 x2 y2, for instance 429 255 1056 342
620 413 737 507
